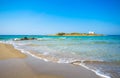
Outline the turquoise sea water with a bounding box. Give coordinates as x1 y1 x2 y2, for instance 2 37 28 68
0 35 120 78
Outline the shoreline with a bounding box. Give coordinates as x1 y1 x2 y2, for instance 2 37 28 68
0 43 105 78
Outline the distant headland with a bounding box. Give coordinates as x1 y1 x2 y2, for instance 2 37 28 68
50 32 103 36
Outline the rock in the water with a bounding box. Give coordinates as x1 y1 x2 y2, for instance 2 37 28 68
13 37 37 41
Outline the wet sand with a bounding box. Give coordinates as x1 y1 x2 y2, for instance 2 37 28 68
0 43 102 78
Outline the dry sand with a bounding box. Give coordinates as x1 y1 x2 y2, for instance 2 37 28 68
0 43 102 78
0 43 26 59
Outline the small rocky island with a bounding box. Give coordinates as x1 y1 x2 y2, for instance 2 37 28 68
51 32 103 36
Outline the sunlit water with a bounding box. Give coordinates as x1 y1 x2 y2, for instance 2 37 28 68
0 35 120 78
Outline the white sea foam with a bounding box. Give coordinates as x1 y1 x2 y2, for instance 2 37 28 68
11 42 50 62
13 38 21 41
57 58 108 78
79 62 111 78
57 59 70 63
0 40 111 78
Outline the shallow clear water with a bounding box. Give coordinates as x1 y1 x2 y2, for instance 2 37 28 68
0 35 120 78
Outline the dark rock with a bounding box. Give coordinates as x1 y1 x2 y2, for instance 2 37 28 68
20 37 36 40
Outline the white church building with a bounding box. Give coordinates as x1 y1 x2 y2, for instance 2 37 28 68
89 31 95 34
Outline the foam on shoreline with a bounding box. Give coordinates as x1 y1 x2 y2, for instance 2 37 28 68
72 61 111 78
0 41 111 78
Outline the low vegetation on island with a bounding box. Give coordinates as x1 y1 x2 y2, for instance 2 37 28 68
51 32 103 36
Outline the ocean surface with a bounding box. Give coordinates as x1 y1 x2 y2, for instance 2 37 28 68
0 35 120 78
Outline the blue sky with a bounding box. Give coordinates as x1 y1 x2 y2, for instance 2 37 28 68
0 0 120 35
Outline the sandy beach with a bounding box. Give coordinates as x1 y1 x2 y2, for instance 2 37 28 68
0 43 26 59
0 43 102 78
